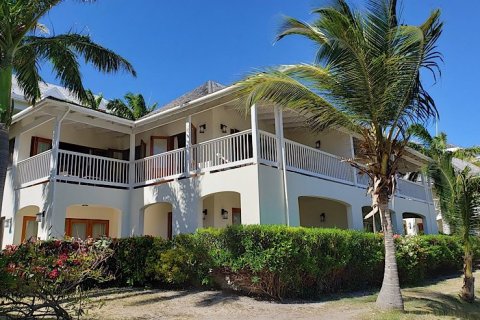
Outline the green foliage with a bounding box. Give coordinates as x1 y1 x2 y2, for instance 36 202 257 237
106 92 157 120
107 226 467 300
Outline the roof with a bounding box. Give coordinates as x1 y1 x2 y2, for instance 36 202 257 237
452 158 480 176
12 76 108 110
141 80 225 118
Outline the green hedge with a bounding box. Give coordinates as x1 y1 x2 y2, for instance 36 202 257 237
107 226 472 299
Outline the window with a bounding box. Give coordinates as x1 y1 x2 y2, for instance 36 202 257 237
30 137 52 156
21 216 39 242
65 218 109 240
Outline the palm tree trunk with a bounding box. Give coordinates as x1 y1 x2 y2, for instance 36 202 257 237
375 192 404 310
461 248 475 302
0 66 13 221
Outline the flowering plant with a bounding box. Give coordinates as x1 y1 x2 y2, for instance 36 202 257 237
0 237 113 319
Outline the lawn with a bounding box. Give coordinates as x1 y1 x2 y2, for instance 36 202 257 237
85 271 480 320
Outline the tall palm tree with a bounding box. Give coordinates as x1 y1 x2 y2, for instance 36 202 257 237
106 93 157 120
237 0 442 310
0 0 136 212
409 126 480 302
82 89 104 110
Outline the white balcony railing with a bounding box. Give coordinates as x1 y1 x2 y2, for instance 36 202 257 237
134 148 186 185
57 150 129 187
284 139 355 184
397 178 427 202
192 129 253 172
14 129 432 203
17 149 52 187
259 131 277 165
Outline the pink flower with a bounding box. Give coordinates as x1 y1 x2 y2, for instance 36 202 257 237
4 245 17 256
56 259 64 267
6 262 16 273
48 268 59 279
54 240 62 247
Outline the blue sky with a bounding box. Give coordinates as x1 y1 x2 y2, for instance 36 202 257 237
39 0 479 147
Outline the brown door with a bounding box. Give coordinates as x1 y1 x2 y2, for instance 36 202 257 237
65 218 109 239
232 208 241 225
21 216 39 242
167 212 172 240
30 137 52 156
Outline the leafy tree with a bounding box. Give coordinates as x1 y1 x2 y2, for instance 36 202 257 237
409 126 480 302
106 93 157 120
237 0 442 310
0 0 136 214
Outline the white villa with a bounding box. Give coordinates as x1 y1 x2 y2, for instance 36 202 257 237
0 79 438 247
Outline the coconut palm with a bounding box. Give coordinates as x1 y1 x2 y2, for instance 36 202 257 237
237 0 442 310
106 93 157 120
82 89 104 110
409 126 480 302
0 0 136 212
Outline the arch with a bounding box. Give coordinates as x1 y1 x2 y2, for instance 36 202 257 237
201 191 241 228
14 205 40 244
361 206 399 234
65 204 122 239
142 202 173 239
402 212 426 235
298 196 350 229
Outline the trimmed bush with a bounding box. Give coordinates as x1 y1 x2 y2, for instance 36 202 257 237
2 226 474 301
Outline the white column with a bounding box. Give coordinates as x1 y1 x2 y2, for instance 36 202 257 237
350 135 358 186
274 105 290 226
49 117 63 180
250 104 259 163
185 115 192 174
11 134 21 188
128 133 136 188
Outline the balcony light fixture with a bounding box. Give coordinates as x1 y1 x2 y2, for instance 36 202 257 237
221 209 229 220
202 209 208 220
199 124 206 133
36 211 45 223
320 212 326 223
5 217 12 228
315 140 321 149
220 124 228 133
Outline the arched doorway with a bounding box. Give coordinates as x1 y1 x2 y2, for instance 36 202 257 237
14 205 40 244
402 212 426 235
201 192 241 228
143 202 173 239
298 196 349 229
65 204 122 239
362 206 398 234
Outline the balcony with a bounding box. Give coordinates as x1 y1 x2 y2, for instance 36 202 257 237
15 129 432 202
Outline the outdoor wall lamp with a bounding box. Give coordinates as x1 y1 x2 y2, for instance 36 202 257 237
221 209 229 220
5 217 12 229
202 209 208 220
220 124 228 133
199 124 206 133
315 140 321 149
320 212 326 223
36 211 45 223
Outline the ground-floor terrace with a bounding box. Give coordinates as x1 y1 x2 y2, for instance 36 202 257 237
1 157 436 247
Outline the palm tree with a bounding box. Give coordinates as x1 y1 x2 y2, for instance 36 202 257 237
106 93 157 120
82 89 104 110
0 0 136 212
237 0 442 310
409 126 480 302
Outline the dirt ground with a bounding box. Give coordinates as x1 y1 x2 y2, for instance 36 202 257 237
86 271 480 320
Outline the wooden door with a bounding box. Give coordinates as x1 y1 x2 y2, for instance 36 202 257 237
232 208 241 226
21 216 38 242
65 218 109 239
167 212 172 240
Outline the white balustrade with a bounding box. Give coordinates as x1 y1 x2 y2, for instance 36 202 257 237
356 170 371 186
57 150 129 187
134 148 186 185
192 130 253 171
284 139 355 183
17 150 52 187
259 131 277 165
397 178 427 201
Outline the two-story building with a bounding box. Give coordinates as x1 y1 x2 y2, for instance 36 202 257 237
0 79 437 247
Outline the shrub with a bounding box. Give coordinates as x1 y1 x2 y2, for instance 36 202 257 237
0 238 113 319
